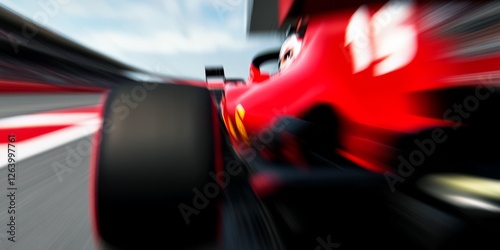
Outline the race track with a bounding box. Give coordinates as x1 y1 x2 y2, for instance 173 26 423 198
0 93 102 250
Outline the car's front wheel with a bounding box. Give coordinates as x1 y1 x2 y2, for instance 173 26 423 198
91 83 221 249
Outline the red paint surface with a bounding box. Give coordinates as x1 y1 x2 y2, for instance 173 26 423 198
0 125 72 143
89 92 109 245
0 80 105 93
224 5 500 172
250 172 284 198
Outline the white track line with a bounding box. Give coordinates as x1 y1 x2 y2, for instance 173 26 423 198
0 117 101 169
0 113 97 128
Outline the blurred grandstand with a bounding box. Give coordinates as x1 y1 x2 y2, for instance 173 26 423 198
0 5 161 90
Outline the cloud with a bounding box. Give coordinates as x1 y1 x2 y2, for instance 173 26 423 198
58 0 254 55
162 0 182 15
83 27 249 56
0 0 282 78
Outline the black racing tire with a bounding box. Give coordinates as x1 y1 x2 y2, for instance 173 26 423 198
93 83 220 249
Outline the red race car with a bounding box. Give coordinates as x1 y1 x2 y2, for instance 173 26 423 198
92 1 500 249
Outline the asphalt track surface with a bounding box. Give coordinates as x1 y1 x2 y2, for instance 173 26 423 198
0 94 102 118
0 93 102 250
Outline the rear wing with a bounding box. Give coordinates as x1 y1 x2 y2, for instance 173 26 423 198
205 66 245 107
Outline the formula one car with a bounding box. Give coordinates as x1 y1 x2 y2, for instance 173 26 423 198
91 1 500 249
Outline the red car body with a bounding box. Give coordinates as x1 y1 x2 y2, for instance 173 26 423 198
86 1 500 249
221 0 500 173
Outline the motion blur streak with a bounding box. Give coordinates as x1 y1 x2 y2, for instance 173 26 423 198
1 1 500 250
444 195 500 212
0 112 97 128
0 106 101 169
0 94 101 250
338 1 500 171
418 174 500 211
0 2 136 249
437 2 500 59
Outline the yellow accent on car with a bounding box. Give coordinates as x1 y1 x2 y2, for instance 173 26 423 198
236 104 245 119
235 104 249 145
227 116 238 140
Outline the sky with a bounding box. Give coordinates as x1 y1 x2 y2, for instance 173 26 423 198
0 0 283 80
